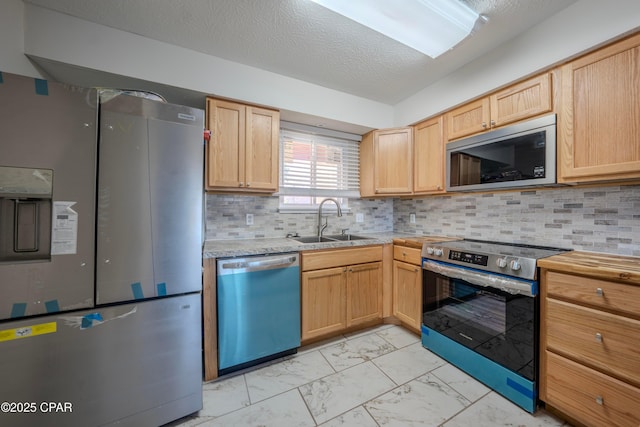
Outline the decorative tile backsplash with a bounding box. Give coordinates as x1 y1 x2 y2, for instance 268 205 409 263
205 185 640 256
395 185 640 256
205 195 393 240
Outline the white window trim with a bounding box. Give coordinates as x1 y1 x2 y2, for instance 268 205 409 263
278 122 360 213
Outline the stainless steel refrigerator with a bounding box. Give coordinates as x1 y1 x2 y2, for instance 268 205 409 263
0 72 204 426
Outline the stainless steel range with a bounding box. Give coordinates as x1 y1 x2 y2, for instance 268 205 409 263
421 239 568 413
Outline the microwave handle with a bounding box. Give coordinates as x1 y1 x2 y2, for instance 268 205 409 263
423 260 535 297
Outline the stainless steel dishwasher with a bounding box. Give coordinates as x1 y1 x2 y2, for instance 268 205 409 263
216 252 301 375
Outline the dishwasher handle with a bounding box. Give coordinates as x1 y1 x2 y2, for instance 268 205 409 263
218 253 299 275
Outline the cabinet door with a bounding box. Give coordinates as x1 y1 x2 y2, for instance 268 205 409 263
490 73 552 128
245 106 279 192
346 262 383 327
446 98 490 141
558 33 640 183
392 260 422 331
206 99 245 189
373 128 413 194
301 267 346 341
413 116 445 194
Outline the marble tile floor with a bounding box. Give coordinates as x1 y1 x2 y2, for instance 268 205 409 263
167 324 571 427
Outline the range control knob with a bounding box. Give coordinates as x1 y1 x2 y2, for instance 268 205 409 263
433 248 444 257
496 258 508 268
426 247 435 255
510 260 521 271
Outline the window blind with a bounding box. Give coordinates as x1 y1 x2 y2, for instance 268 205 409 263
279 128 360 198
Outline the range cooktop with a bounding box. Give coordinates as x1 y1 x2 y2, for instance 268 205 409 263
422 239 570 280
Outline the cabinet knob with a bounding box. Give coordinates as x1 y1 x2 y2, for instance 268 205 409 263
595 333 603 343
402 252 407 257
238 182 244 187
596 287 604 296
482 122 487 128
595 396 604 406
414 268 419 272
490 120 496 127
246 182 251 187
343 267 347 272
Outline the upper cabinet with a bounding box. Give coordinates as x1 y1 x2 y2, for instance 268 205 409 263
360 120 445 197
557 32 640 183
446 73 552 141
413 116 446 193
360 127 413 196
206 97 279 193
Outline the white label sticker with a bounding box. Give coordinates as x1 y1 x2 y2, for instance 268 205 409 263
51 201 78 255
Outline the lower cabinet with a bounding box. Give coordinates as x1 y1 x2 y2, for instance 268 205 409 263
539 252 640 427
392 245 422 332
301 246 383 343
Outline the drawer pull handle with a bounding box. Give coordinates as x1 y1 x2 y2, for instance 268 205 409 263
595 396 604 405
595 333 603 343
596 287 603 296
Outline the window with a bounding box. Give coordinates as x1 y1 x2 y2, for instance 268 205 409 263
279 122 360 212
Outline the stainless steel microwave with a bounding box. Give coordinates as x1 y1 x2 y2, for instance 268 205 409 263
446 114 557 192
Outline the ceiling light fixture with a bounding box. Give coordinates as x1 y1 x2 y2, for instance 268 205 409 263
310 0 483 58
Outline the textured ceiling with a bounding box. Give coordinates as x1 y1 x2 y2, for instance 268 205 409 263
23 0 577 105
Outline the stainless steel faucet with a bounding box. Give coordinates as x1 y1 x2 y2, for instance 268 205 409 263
317 198 343 237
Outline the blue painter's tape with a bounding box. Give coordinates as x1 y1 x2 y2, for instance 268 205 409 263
81 313 103 329
45 300 60 313
421 324 537 413
34 79 48 96
507 377 534 399
156 282 167 296
131 282 144 300
10 303 27 318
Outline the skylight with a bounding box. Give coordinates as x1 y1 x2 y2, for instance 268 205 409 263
311 0 482 58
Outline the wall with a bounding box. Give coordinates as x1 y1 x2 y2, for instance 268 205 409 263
0 0 42 77
21 4 393 131
394 0 640 126
205 195 393 240
394 185 640 256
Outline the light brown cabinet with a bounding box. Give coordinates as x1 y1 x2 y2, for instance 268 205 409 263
557 32 640 183
205 97 279 192
301 246 383 343
361 121 445 197
413 116 446 194
539 253 640 427
392 245 422 332
360 127 413 196
446 73 552 141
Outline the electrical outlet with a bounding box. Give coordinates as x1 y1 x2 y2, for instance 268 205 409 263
246 213 254 225
410 213 416 224
356 213 364 223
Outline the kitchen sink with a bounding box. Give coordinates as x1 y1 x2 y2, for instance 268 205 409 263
324 234 372 241
293 234 372 243
292 236 336 243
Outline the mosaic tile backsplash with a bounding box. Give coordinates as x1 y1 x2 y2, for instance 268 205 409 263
205 195 393 240
395 185 640 256
206 185 640 256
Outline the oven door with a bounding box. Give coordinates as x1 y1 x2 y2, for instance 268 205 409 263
422 259 538 382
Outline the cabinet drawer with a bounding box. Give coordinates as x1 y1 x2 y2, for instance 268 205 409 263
393 245 422 265
546 270 640 318
546 298 640 386
545 351 640 427
301 246 382 271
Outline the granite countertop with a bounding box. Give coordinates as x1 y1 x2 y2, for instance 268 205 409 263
203 232 455 259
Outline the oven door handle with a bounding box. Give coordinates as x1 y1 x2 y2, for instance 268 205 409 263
422 260 536 297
